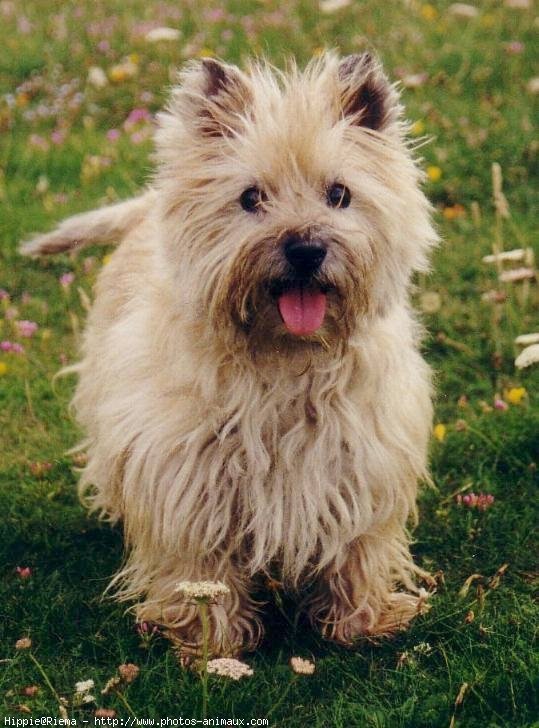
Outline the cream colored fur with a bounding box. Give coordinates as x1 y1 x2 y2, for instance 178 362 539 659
22 53 438 656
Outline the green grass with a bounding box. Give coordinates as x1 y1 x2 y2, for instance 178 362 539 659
1 0 538 725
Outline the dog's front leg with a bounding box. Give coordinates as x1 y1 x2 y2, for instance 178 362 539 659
130 555 263 659
305 527 429 645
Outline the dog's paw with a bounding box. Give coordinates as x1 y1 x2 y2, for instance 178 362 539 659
367 589 431 637
312 589 431 645
165 614 263 663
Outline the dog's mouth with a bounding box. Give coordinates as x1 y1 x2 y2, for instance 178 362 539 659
268 280 330 336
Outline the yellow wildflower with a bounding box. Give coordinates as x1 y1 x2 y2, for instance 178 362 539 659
102 254 112 266
0 361 7 376
410 120 425 136
443 204 466 220
109 59 138 83
427 165 442 182
433 423 446 442
505 387 527 405
421 4 438 21
480 13 495 28
16 93 29 108
198 48 215 58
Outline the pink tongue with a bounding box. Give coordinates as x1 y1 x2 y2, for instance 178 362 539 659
278 288 327 336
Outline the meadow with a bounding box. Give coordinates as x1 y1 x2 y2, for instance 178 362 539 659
0 0 537 725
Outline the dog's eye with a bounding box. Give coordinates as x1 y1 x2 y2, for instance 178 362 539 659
240 186 267 213
326 183 351 209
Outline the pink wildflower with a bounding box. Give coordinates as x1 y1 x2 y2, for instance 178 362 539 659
106 128 121 142
494 398 508 411
59 272 75 288
204 7 226 22
130 129 150 144
51 129 66 145
17 16 32 33
29 134 49 152
504 40 524 54
0 341 24 354
136 621 159 635
456 493 495 510
0 289 9 300
16 320 38 338
123 107 151 132
16 566 32 579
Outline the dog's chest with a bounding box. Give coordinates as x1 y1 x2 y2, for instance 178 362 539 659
211 375 378 578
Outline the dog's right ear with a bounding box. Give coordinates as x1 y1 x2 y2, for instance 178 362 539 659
171 59 252 137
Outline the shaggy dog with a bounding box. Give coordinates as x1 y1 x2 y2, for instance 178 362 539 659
22 52 438 656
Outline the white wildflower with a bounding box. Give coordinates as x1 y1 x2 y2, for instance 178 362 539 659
515 333 539 346
290 657 315 675
498 267 535 283
87 66 108 89
413 641 433 655
319 0 351 13
206 658 253 680
146 27 181 42
175 580 230 601
75 679 95 694
448 4 479 18
401 73 428 89
527 77 539 94
515 344 539 369
482 248 527 264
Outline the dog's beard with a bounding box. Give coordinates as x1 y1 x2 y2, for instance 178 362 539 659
206 236 370 352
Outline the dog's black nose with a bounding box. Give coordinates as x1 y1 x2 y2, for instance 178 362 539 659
284 235 327 276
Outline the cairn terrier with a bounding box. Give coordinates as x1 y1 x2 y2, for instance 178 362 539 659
22 52 437 656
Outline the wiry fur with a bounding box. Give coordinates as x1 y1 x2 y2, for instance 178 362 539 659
22 53 438 656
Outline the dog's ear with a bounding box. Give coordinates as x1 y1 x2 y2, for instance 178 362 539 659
177 58 252 137
338 53 399 131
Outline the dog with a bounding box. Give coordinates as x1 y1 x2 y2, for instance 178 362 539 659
22 52 438 656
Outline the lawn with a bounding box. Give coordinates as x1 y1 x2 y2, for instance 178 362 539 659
0 0 538 725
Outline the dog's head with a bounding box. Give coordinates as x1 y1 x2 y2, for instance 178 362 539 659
154 53 436 352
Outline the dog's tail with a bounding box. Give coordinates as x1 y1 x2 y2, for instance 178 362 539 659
20 189 156 257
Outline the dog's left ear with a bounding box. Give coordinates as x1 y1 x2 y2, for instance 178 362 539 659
178 58 252 137
338 53 400 131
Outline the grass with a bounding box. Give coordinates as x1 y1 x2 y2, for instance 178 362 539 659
1 0 537 725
